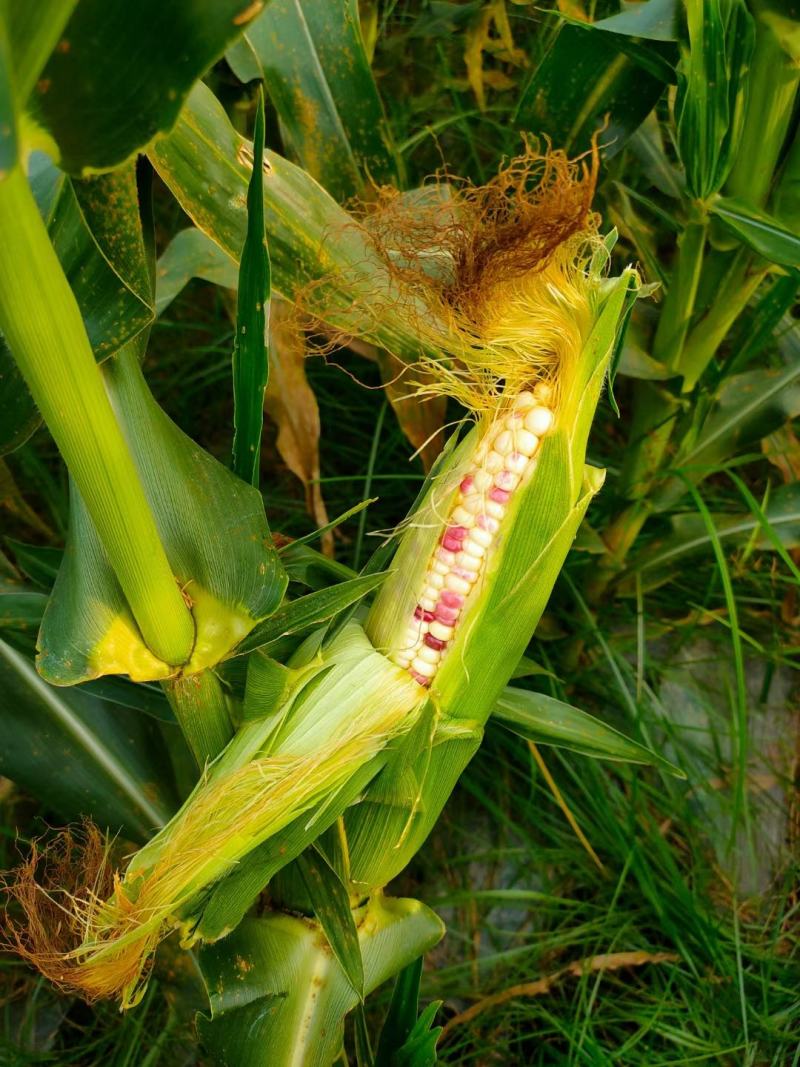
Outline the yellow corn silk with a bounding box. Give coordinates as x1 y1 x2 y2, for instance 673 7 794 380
37 346 287 686
5 622 424 1007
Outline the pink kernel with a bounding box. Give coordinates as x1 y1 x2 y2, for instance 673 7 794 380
490 487 511 504
411 670 431 687
495 470 516 491
452 566 474 581
440 590 464 608
442 533 463 552
477 514 499 533
449 525 468 540
415 605 435 621
436 604 460 624
424 633 446 651
460 476 474 493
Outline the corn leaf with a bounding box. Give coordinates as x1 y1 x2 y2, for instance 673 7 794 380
39 349 288 684
709 195 800 268
375 957 442 1067
155 227 239 316
493 687 685 776
227 0 399 200
675 0 754 199
622 482 800 582
515 24 673 159
0 13 16 173
0 0 77 105
232 87 270 488
295 847 364 999
0 638 178 841
20 0 265 174
149 83 432 365
196 899 443 1067
654 359 800 509
237 572 387 656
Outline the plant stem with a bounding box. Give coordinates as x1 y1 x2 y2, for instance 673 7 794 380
0 166 195 667
164 669 233 768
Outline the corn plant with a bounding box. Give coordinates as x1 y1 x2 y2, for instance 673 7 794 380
1 1 798 1065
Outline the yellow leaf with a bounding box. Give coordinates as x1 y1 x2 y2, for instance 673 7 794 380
266 299 332 555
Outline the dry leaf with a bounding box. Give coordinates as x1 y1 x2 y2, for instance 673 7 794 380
441 949 679 1036
266 299 332 555
465 0 527 111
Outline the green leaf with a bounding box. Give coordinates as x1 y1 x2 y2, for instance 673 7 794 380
227 0 399 200
0 0 77 105
155 228 238 316
39 348 288 684
23 0 266 174
0 14 18 175
709 195 800 268
515 23 674 159
4 539 62 588
0 638 178 841
675 0 755 198
590 0 681 42
232 87 269 487
236 572 387 656
197 898 443 1067
375 957 442 1067
622 482 800 581
493 687 685 776
296 846 364 999
655 359 800 508
149 83 428 368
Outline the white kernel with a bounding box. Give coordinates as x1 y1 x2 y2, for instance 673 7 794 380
411 656 436 678
533 382 553 403
437 548 456 566
451 505 475 527
428 571 445 589
423 583 441 601
516 390 536 409
395 654 411 668
485 499 506 519
455 551 481 573
505 452 528 475
419 595 437 612
469 525 493 548
495 471 520 492
525 406 554 435
506 412 524 430
418 644 441 665
463 537 485 559
462 494 484 515
433 560 450 576
514 429 539 457
429 620 454 641
484 450 504 473
445 573 471 596
473 469 493 491
494 430 514 455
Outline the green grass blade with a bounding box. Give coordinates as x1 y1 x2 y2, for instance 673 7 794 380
232 87 270 488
